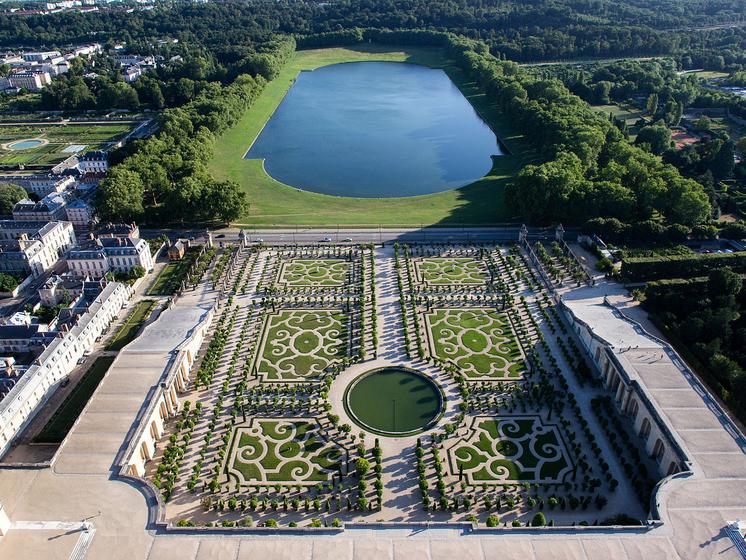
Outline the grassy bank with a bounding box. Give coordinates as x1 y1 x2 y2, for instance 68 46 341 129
209 44 536 226
106 300 156 351
35 356 115 443
148 248 201 295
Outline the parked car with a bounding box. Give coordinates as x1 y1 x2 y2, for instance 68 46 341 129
321 237 332 242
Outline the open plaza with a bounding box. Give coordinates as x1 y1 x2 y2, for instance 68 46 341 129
1 230 744 559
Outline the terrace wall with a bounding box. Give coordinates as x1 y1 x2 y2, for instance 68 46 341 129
559 300 690 481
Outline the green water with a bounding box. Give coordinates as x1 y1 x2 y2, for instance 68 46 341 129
345 368 442 435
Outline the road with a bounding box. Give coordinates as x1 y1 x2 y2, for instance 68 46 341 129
142 226 576 245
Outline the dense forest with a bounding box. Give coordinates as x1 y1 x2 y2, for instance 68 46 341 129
2 0 746 64
644 268 746 420
96 36 295 224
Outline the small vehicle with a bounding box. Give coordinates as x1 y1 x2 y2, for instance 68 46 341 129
321 237 332 242
342 237 353 242
61 377 70 387
216 234 226 238
83 349 93 357
255 238 264 244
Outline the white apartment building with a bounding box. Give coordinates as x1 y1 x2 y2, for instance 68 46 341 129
77 151 108 175
67 235 153 278
72 44 102 58
0 280 133 457
40 61 69 76
65 198 96 229
0 221 76 278
13 193 70 223
8 71 51 91
122 66 142 83
0 174 73 199
22 51 61 62
10 174 76 198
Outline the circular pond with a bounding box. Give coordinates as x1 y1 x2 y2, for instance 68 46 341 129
8 139 43 150
344 367 444 436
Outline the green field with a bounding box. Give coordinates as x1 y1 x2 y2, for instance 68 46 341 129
35 356 115 443
0 122 133 167
589 103 644 123
106 300 156 351
209 45 537 226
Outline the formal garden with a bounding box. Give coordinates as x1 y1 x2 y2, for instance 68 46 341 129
145 242 655 528
276 259 351 288
446 415 573 484
424 308 526 380
252 308 350 382
225 418 348 485
0 121 136 167
412 257 490 286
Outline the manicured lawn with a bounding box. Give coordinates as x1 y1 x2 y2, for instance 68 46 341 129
147 249 201 295
209 44 537 226
106 300 156 351
34 356 115 443
255 309 348 382
227 419 344 484
448 416 572 484
426 308 525 380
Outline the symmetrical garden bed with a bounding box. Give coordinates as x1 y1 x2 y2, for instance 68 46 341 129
412 256 489 287
424 308 526 380
225 418 348 485
446 415 573 484
252 308 350 382
277 259 351 288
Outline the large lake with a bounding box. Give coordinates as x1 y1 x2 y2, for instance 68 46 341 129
246 61 503 198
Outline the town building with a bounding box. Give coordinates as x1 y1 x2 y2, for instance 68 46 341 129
5 174 76 198
76 151 108 175
67 232 153 278
0 174 74 199
97 222 139 239
168 239 189 260
6 71 51 91
0 220 76 278
122 65 142 83
21 51 61 62
0 280 133 456
12 193 70 222
65 198 97 230
38 274 86 307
